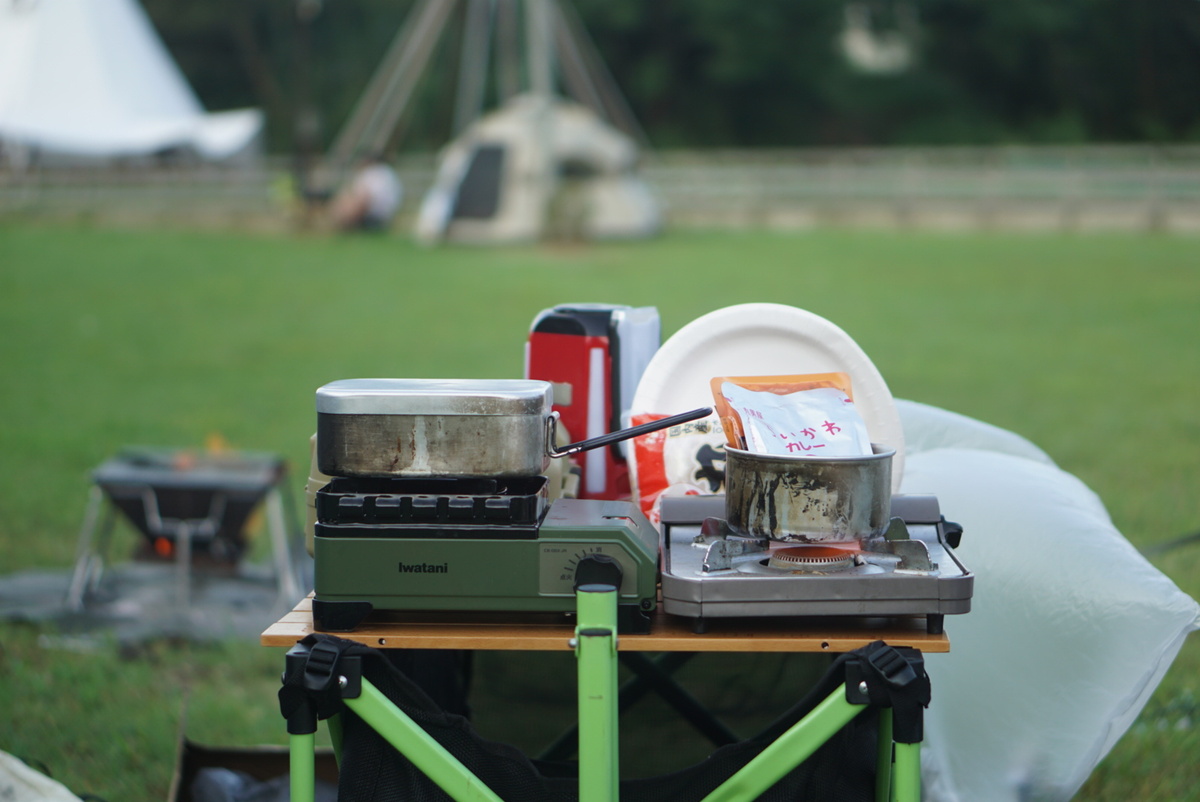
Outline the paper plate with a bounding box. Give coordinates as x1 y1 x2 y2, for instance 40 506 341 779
631 303 905 490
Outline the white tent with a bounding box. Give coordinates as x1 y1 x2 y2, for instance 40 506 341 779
0 0 262 164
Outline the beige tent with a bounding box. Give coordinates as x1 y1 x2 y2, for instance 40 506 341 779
415 94 660 244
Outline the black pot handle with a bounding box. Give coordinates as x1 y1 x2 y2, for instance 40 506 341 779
548 407 714 458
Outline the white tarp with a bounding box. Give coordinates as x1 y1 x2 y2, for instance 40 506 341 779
0 0 261 160
895 399 1200 801
0 750 81 802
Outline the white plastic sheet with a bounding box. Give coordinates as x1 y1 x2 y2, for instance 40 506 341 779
897 402 1200 801
0 751 81 802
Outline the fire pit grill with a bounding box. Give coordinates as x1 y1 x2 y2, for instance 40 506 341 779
66 447 301 610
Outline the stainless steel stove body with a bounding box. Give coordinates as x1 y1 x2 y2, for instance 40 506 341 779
659 495 973 634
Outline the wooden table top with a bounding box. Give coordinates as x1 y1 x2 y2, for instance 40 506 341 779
262 595 950 653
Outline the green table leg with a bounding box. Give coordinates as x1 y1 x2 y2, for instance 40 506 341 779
876 707 894 802
289 732 316 802
575 584 620 802
891 741 921 802
343 678 505 802
700 687 867 802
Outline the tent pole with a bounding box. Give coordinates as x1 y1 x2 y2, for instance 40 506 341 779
453 0 494 135
549 0 605 117
326 0 427 171
525 0 554 100
326 0 455 175
365 0 458 158
494 0 521 103
551 0 649 147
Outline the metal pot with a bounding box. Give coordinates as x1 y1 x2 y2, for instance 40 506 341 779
316 378 710 478
724 444 894 542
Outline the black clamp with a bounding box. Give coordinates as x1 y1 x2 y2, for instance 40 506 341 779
278 635 363 735
941 516 964 550
844 641 931 744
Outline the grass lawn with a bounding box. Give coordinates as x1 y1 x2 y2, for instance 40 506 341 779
1 221 1197 800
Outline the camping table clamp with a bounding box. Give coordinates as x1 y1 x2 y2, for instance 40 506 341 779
273 585 932 802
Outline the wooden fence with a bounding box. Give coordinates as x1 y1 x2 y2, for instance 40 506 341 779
644 146 1200 233
3 145 1199 233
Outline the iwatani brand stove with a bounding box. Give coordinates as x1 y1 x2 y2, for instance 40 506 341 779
312 474 663 634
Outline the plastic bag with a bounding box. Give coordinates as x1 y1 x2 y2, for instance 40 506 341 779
627 412 727 525
714 379 872 457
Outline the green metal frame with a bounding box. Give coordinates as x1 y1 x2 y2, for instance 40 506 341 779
284 585 923 802
575 583 621 802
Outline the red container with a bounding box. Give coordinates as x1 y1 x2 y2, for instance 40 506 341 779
525 304 659 499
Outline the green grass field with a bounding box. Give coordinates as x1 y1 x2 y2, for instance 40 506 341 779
1 221 1198 800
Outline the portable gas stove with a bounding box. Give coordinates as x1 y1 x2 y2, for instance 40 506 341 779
659 494 973 634
311 476 660 633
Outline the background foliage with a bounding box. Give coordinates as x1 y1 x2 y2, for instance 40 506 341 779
141 0 1200 153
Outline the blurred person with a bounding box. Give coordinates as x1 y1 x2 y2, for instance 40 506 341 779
332 154 402 232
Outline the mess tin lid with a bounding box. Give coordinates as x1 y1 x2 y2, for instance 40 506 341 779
316 378 553 416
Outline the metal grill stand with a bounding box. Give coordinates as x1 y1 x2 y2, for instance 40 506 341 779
66 450 301 613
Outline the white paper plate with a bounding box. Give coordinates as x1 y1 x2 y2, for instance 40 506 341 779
631 303 905 490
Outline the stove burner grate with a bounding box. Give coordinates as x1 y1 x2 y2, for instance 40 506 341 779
766 545 857 573
316 475 549 527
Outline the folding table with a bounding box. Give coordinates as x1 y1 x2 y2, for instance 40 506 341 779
265 588 943 802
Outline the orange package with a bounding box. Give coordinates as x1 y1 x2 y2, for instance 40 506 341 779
709 373 854 450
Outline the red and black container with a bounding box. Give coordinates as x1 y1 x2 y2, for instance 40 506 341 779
525 304 659 500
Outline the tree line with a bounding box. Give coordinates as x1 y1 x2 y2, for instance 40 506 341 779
144 0 1200 153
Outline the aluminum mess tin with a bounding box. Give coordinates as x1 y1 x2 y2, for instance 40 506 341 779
724 444 895 542
316 378 554 478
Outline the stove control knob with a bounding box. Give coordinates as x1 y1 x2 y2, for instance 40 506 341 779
573 553 623 592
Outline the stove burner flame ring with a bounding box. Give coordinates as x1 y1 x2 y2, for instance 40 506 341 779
766 545 857 572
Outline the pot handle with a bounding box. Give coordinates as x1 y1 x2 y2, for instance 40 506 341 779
548 407 714 459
